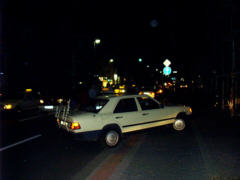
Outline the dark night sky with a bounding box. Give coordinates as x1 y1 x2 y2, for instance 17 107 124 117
2 0 226 91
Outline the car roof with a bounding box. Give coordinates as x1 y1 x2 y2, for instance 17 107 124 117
97 94 149 100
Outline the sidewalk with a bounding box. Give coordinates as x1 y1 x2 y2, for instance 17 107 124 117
107 110 240 180
192 109 240 130
191 110 240 180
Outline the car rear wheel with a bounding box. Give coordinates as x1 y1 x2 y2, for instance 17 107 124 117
173 119 186 131
102 130 120 148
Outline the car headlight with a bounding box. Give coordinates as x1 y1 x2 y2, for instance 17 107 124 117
44 105 54 110
57 98 63 104
4 104 13 110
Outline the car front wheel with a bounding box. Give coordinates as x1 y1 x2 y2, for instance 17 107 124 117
173 119 186 131
102 130 120 148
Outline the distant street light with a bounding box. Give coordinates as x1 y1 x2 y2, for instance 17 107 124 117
94 39 101 44
94 38 101 48
109 59 114 63
114 74 118 81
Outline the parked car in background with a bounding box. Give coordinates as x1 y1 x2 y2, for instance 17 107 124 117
139 90 156 98
138 85 163 99
0 89 40 113
56 94 192 147
38 93 65 112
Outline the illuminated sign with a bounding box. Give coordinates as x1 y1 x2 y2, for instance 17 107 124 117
163 67 172 76
163 59 171 67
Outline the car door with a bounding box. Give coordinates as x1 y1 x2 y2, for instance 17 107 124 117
113 98 142 133
136 96 169 123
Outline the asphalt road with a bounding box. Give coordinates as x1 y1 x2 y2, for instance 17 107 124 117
0 110 240 180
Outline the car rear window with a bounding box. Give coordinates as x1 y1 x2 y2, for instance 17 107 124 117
79 98 109 113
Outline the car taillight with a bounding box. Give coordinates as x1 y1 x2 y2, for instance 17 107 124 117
3 104 13 110
70 122 81 130
57 118 60 124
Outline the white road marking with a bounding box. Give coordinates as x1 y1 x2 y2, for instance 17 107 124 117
0 134 42 152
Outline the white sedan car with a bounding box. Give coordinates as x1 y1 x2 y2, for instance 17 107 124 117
56 94 192 147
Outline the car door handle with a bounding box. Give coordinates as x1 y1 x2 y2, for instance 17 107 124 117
115 116 123 119
142 113 149 116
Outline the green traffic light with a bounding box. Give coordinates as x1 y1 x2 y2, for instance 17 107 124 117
138 58 142 62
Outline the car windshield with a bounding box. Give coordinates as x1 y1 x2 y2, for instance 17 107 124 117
79 98 109 113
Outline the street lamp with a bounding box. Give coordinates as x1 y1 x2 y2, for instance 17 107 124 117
109 59 114 63
94 38 101 48
93 38 101 75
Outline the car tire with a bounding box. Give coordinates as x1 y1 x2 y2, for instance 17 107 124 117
100 129 120 148
173 119 186 131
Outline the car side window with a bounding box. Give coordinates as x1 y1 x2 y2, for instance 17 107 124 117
114 98 138 113
137 97 160 110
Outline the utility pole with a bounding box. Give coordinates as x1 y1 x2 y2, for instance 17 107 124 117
0 0 4 91
230 1 237 116
230 39 236 116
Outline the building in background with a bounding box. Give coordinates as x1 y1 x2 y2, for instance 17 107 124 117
214 0 240 116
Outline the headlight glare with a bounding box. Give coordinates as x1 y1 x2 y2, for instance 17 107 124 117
57 99 63 104
4 104 13 110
